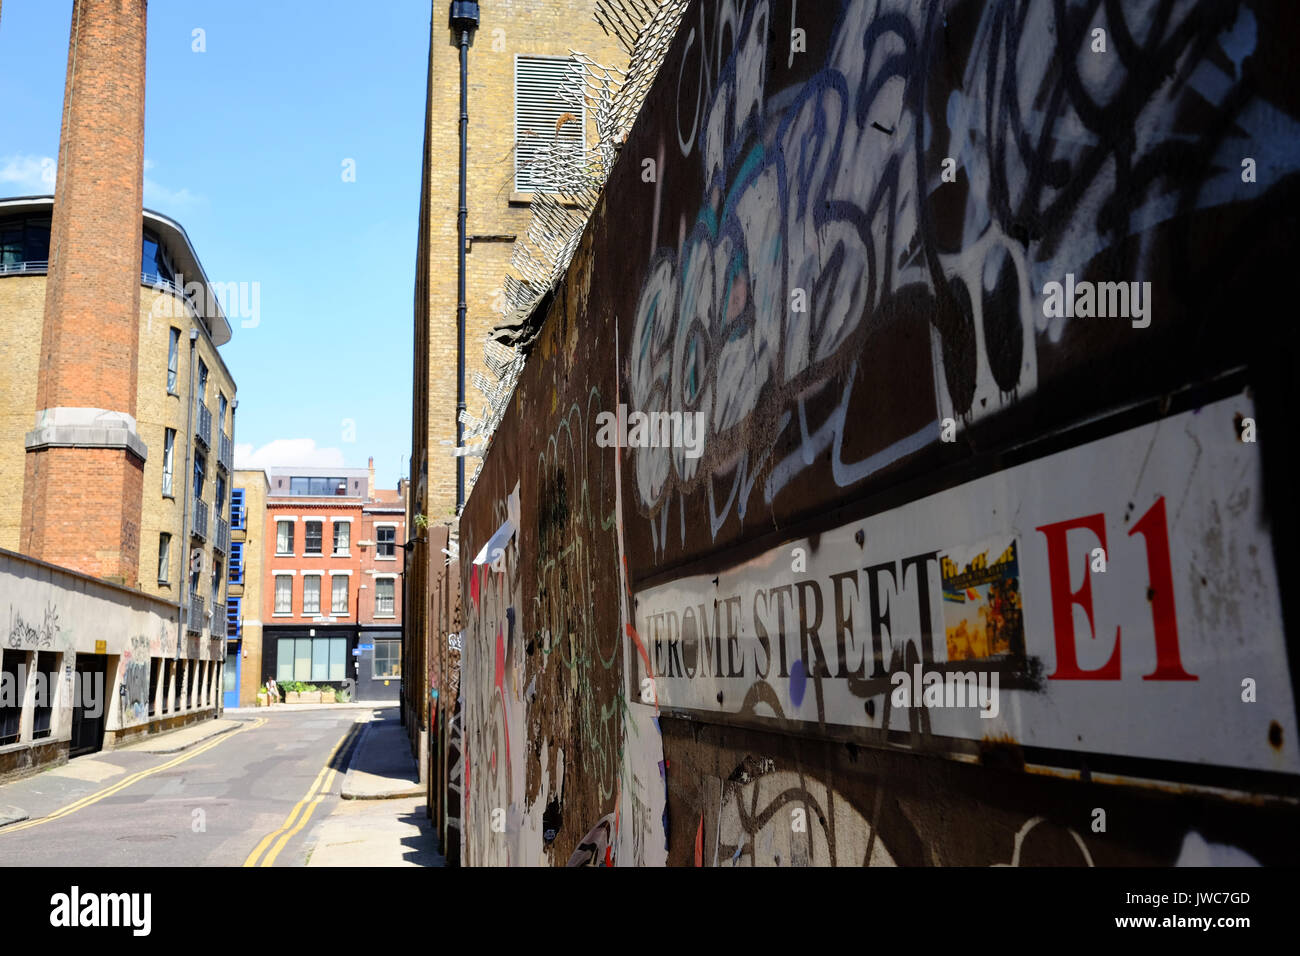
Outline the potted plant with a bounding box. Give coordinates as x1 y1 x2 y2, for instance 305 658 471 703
284 680 303 703
256 685 268 708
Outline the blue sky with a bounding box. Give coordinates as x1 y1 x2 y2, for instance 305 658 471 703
0 0 429 489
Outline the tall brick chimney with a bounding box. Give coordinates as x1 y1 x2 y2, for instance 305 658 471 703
21 0 149 584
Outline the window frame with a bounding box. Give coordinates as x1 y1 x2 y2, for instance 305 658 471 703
273 574 293 615
304 520 324 555
276 520 295 556
374 576 396 618
376 525 397 559
158 532 171 584
302 574 322 616
373 640 401 679
167 327 181 394
332 519 351 556
162 428 176 497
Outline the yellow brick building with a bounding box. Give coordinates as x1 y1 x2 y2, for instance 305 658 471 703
0 196 238 648
411 0 627 522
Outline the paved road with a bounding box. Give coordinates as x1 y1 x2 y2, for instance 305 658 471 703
0 710 374 866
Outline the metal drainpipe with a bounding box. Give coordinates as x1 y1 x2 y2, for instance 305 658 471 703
176 329 198 689
451 1 479 512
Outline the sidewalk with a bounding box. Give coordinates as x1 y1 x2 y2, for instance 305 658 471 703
306 711 440 866
340 712 424 799
306 797 442 866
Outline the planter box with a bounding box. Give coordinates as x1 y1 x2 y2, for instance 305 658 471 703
256 693 268 708
286 692 302 703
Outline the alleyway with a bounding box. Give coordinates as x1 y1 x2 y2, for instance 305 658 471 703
0 710 436 867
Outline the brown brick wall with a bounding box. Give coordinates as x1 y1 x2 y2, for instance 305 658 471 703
22 0 149 582
37 0 147 414
21 445 144 583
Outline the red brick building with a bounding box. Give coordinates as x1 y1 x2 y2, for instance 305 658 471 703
359 484 406 698
258 460 404 701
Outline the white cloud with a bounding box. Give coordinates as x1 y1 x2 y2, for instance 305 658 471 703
144 177 201 211
234 439 347 470
0 154 57 193
0 153 201 211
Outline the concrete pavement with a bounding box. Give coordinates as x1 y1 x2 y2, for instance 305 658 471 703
0 707 439 867
341 711 424 799
306 797 441 866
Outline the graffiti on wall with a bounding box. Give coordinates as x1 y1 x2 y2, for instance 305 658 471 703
7 602 61 649
455 0 1299 866
625 0 1289 554
119 634 152 725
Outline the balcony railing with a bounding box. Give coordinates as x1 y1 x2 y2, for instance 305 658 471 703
214 515 229 554
187 593 205 634
192 497 209 540
218 431 233 472
195 401 212 449
213 601 226 637
0 260 48 275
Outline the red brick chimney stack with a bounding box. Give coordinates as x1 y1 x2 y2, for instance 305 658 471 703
21 0 150 584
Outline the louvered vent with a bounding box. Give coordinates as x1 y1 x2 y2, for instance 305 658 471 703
515 55 586 193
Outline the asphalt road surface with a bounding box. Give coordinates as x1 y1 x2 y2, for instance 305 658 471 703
0 710 370 866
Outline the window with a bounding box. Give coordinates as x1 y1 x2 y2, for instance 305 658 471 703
229 541 243 584
276 520 294 555
197 359 208 401
0 651 26 743
277 637 347 682
231 488 246 529
162 428 175 496
168 328 181 393
32 651 58 739
305 520 323 555
148 659 161 717
215 473 226 518
142 229 175 284
0 214 51 266
333 521 350 554
274 574 293 614
514 55 586 193
303 576 321 615
158 533 171 584
211 558 223 606
375 578 396 617
373 640 401 679
287 476 350 497
193 449 206 500
224 650 238 693
376 526 396 558
218 392 227 432
332 575 349 615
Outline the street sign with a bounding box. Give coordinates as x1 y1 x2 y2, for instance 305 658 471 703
351 649 362 656
358 643 374 650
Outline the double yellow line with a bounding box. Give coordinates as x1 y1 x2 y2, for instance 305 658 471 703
243 719 363 867
1 717 265 834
